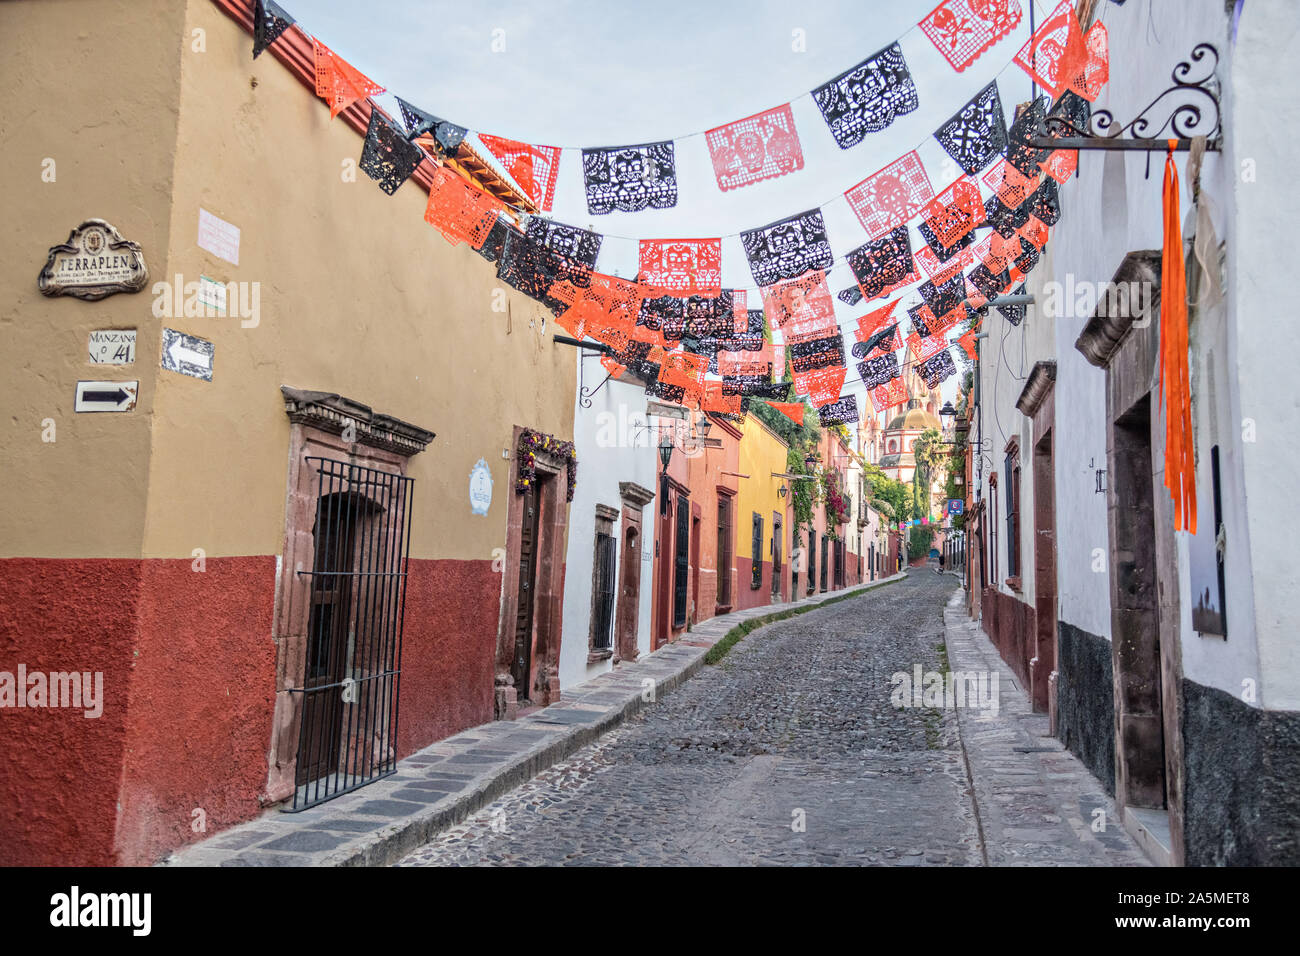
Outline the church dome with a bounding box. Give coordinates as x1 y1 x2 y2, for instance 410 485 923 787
885 406 941 432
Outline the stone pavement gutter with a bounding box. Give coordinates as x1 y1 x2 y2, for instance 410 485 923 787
165 573 907 867
942 589 1150 866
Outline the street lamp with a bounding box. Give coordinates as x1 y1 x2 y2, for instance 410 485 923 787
939 401 956 426
698 416 712 441
804 452 818 472
659 432 674 469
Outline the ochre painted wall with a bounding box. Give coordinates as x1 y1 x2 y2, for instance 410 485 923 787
149 0 576 563
0 0 188 558
734 415 789 610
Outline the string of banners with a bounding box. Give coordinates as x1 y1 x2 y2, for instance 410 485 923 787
253 0 1108 425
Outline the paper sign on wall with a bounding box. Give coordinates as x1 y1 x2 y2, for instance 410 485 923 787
198 208 240 265
197 275 227 313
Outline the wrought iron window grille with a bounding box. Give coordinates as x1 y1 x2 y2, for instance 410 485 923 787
287 457 413 811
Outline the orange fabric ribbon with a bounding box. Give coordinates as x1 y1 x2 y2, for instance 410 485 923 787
1160 141 1197 533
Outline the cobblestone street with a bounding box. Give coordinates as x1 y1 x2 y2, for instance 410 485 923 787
399 571 1146 866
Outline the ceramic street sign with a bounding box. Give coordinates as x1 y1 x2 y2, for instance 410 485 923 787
38 219 148 301
161 328 214 381
88 329 136 365
469 458 493 515
75 380 138 413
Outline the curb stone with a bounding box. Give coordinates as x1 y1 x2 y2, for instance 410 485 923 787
941 589 1150 866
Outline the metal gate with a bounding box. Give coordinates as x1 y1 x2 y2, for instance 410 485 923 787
672 494 689 627
289 457 413 811
593 531 616 650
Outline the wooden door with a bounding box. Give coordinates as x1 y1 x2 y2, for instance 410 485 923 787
512 484 541 702
614 526 641 660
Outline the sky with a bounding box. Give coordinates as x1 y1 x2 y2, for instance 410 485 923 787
286 0 1071 408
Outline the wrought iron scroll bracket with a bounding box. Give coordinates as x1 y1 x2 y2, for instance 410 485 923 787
579 363 614 410
1024 43 1222 152
553 334 615 410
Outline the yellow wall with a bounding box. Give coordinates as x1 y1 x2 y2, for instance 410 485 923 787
735 415 789 562
1 0 577 562
0 0 188 557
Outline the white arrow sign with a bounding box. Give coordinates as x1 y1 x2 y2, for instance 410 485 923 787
160 328 214 381
76 380 138 413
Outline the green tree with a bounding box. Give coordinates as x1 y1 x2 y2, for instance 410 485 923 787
786 447 815 534
864 462 908 523
911 427 947 520
909 524 936 558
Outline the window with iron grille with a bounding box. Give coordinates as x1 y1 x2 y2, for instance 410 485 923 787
989 479 999 584
673 494 690 628
591 531 616 650
820 535 829 591
771 516 782 599
806 529 816 593
751 513 763 589
717 497 732 607
1005 452 1020 582
293 457 413 811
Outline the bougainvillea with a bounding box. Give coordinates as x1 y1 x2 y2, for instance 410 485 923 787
516 428 578 502
822 469 851 532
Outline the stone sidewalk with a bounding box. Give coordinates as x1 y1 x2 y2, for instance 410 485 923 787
164 573 907 867
942 588 1150 865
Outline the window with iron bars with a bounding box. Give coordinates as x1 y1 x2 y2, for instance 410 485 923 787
806 529 817 594
291 457 412 811
751 513 763 589
717 497 732 607
591 531 615 651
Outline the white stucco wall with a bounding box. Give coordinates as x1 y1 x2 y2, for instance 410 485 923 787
558 360 657 690
1030 0 1289 709
1217 0 1300 709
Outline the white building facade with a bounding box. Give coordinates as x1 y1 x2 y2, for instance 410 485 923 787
968 0 1300 866
558 361 658 690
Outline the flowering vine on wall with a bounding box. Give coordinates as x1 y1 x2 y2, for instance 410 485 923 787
822 470 850 535
516 428 578 502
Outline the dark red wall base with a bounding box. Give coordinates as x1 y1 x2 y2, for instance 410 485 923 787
0 555 503 865
733 558 773 611
0 558 139 866
982 587 1037 704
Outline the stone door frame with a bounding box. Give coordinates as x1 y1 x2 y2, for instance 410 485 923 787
268 387 433 804
1017 361 1057 719
1076 249 1186 865
613 482 654 664
494 426 571 720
